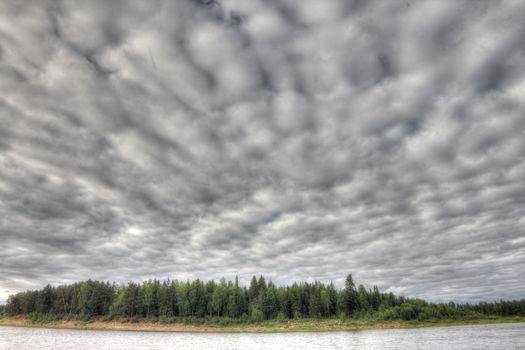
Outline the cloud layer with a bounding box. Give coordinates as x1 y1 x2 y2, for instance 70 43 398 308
1 0 525 304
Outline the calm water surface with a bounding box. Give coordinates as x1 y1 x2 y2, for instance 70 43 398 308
1 322 524 349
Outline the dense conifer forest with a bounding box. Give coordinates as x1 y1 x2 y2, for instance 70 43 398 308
3 275 525 323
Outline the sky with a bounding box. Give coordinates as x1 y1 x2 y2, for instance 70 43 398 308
1 0 525 305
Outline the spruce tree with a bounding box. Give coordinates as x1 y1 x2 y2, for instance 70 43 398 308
248 276 258 302
343 274 359 317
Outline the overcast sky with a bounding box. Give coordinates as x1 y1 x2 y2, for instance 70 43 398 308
1 0 525 305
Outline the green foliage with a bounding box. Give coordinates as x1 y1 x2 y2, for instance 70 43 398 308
5 274 525 324
79 282 93 317
249 306 264 322
248 276 259 302
276 311 287 322
78 281 116 317
29 313 61 323
143 280 155 318
340 274 359 317
159 315 176 324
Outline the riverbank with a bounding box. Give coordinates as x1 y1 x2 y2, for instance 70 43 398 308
1 316 524 333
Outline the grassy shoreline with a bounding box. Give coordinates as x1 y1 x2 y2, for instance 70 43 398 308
1 316 524 333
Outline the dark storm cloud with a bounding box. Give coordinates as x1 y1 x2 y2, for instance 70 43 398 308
1 0 525 304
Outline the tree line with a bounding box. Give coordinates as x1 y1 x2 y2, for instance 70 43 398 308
4 274 525 322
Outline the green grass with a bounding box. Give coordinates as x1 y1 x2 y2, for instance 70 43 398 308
1 315 524 333
245 317 525 332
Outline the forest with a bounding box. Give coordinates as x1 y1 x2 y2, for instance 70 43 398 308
3 274 525 323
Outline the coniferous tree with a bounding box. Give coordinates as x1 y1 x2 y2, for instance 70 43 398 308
327 282 338 316
358 285 370 312
289 283 302 318
308 285 321 318
263 283 278 319
6 274 525 321
248 276 258 302
342 274 359 317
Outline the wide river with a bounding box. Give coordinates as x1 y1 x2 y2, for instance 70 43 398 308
1 322 524 349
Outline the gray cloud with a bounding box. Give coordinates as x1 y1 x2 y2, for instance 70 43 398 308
1 0 525 304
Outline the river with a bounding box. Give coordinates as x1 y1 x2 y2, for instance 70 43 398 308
1 322 524 349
